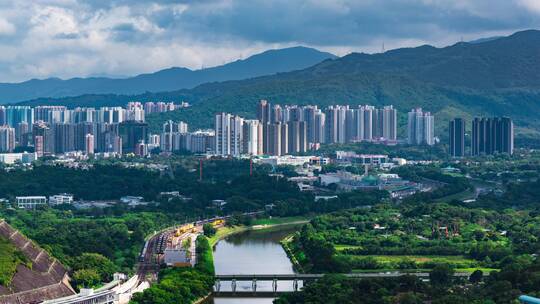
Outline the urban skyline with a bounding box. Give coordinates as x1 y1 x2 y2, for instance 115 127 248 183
0 100 516 159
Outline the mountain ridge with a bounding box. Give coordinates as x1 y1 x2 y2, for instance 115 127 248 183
0 46 336 103
15 30 540 142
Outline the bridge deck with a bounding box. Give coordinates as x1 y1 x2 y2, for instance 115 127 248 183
215 272 470 280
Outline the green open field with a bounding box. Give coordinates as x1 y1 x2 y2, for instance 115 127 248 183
343 254 496 273
251 216 310 226
434 187 476 203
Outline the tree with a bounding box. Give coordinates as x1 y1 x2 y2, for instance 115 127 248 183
73 253 118 282
73 269 100 289
202 223 216 237
429 264 454 287
469 269 483 283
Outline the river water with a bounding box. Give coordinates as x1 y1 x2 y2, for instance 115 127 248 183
205 226 301 304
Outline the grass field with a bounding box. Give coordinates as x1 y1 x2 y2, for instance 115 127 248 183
251 216 310 226
366 255 475 263
352 267 498 274
335 245 362 251
345 255 492 273
434 187 476 203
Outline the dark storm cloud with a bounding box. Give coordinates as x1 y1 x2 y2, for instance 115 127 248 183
153 0 540 46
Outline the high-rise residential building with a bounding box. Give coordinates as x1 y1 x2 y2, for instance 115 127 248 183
287 121 307 154
471 117 513 156
324 106 347 143
161 121 189 152
0 107 6 126
34 135 44 157
242 120 263 155
314 111 326 145
449 118 465 157
270 104 283 123
98 107 125 123
215 113 243 156
361 105 375 141
381 105 398 141
32 121 53 155
119 121 148 154
188 131 215 153
6 106 33 129
85 134 95 155
127 102 145 122
74 122 96 151
16 122 29 146
407 108 434 145
257 100 271 124
266 122 285 156
0 126 15 152
53 123 76 154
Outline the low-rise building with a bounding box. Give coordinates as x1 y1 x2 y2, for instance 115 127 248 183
212 199 227 208
0 152 37 164
49 194 74 205
335 151 389 165
120 196 144 205
16 196 47 209
163 248 191 267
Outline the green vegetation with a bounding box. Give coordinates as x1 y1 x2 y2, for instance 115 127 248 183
72 269 101 289
130 236 214 304
202 223 216 237
252 216 310 226
71 253 118 290
287 202 539 273
0 237 30 286
318 142 448 160
1 208 174 274
276 259 540 303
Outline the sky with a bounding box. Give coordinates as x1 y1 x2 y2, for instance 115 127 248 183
0 0 539 82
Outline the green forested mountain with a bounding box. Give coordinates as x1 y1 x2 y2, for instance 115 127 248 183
17 30 540 139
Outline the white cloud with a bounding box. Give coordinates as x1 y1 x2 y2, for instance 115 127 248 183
0 18 15 35
519 0 540 14
0 0 538 82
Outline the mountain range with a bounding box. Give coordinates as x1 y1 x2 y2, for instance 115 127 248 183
0 46 336 103
15 29 540 143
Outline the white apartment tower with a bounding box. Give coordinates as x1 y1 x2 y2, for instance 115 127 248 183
215 113 244 156
407 108 434 145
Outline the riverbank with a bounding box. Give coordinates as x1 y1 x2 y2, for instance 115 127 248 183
280 234 305 273
208 216 309 247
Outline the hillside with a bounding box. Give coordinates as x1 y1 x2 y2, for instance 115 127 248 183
0 46 336 103
0 220 74 304
16 30 540 142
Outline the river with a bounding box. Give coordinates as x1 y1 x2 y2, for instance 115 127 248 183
205 226 302 304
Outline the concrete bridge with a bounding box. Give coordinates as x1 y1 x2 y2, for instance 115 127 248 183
213 272 471 296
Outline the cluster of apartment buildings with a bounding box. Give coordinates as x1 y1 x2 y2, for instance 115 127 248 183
0 102 184 157
449 117 514 157
214 100 411 156
159 121 215 154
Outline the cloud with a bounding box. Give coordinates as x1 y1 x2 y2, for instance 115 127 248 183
0 0 539 82
0 18 15 35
